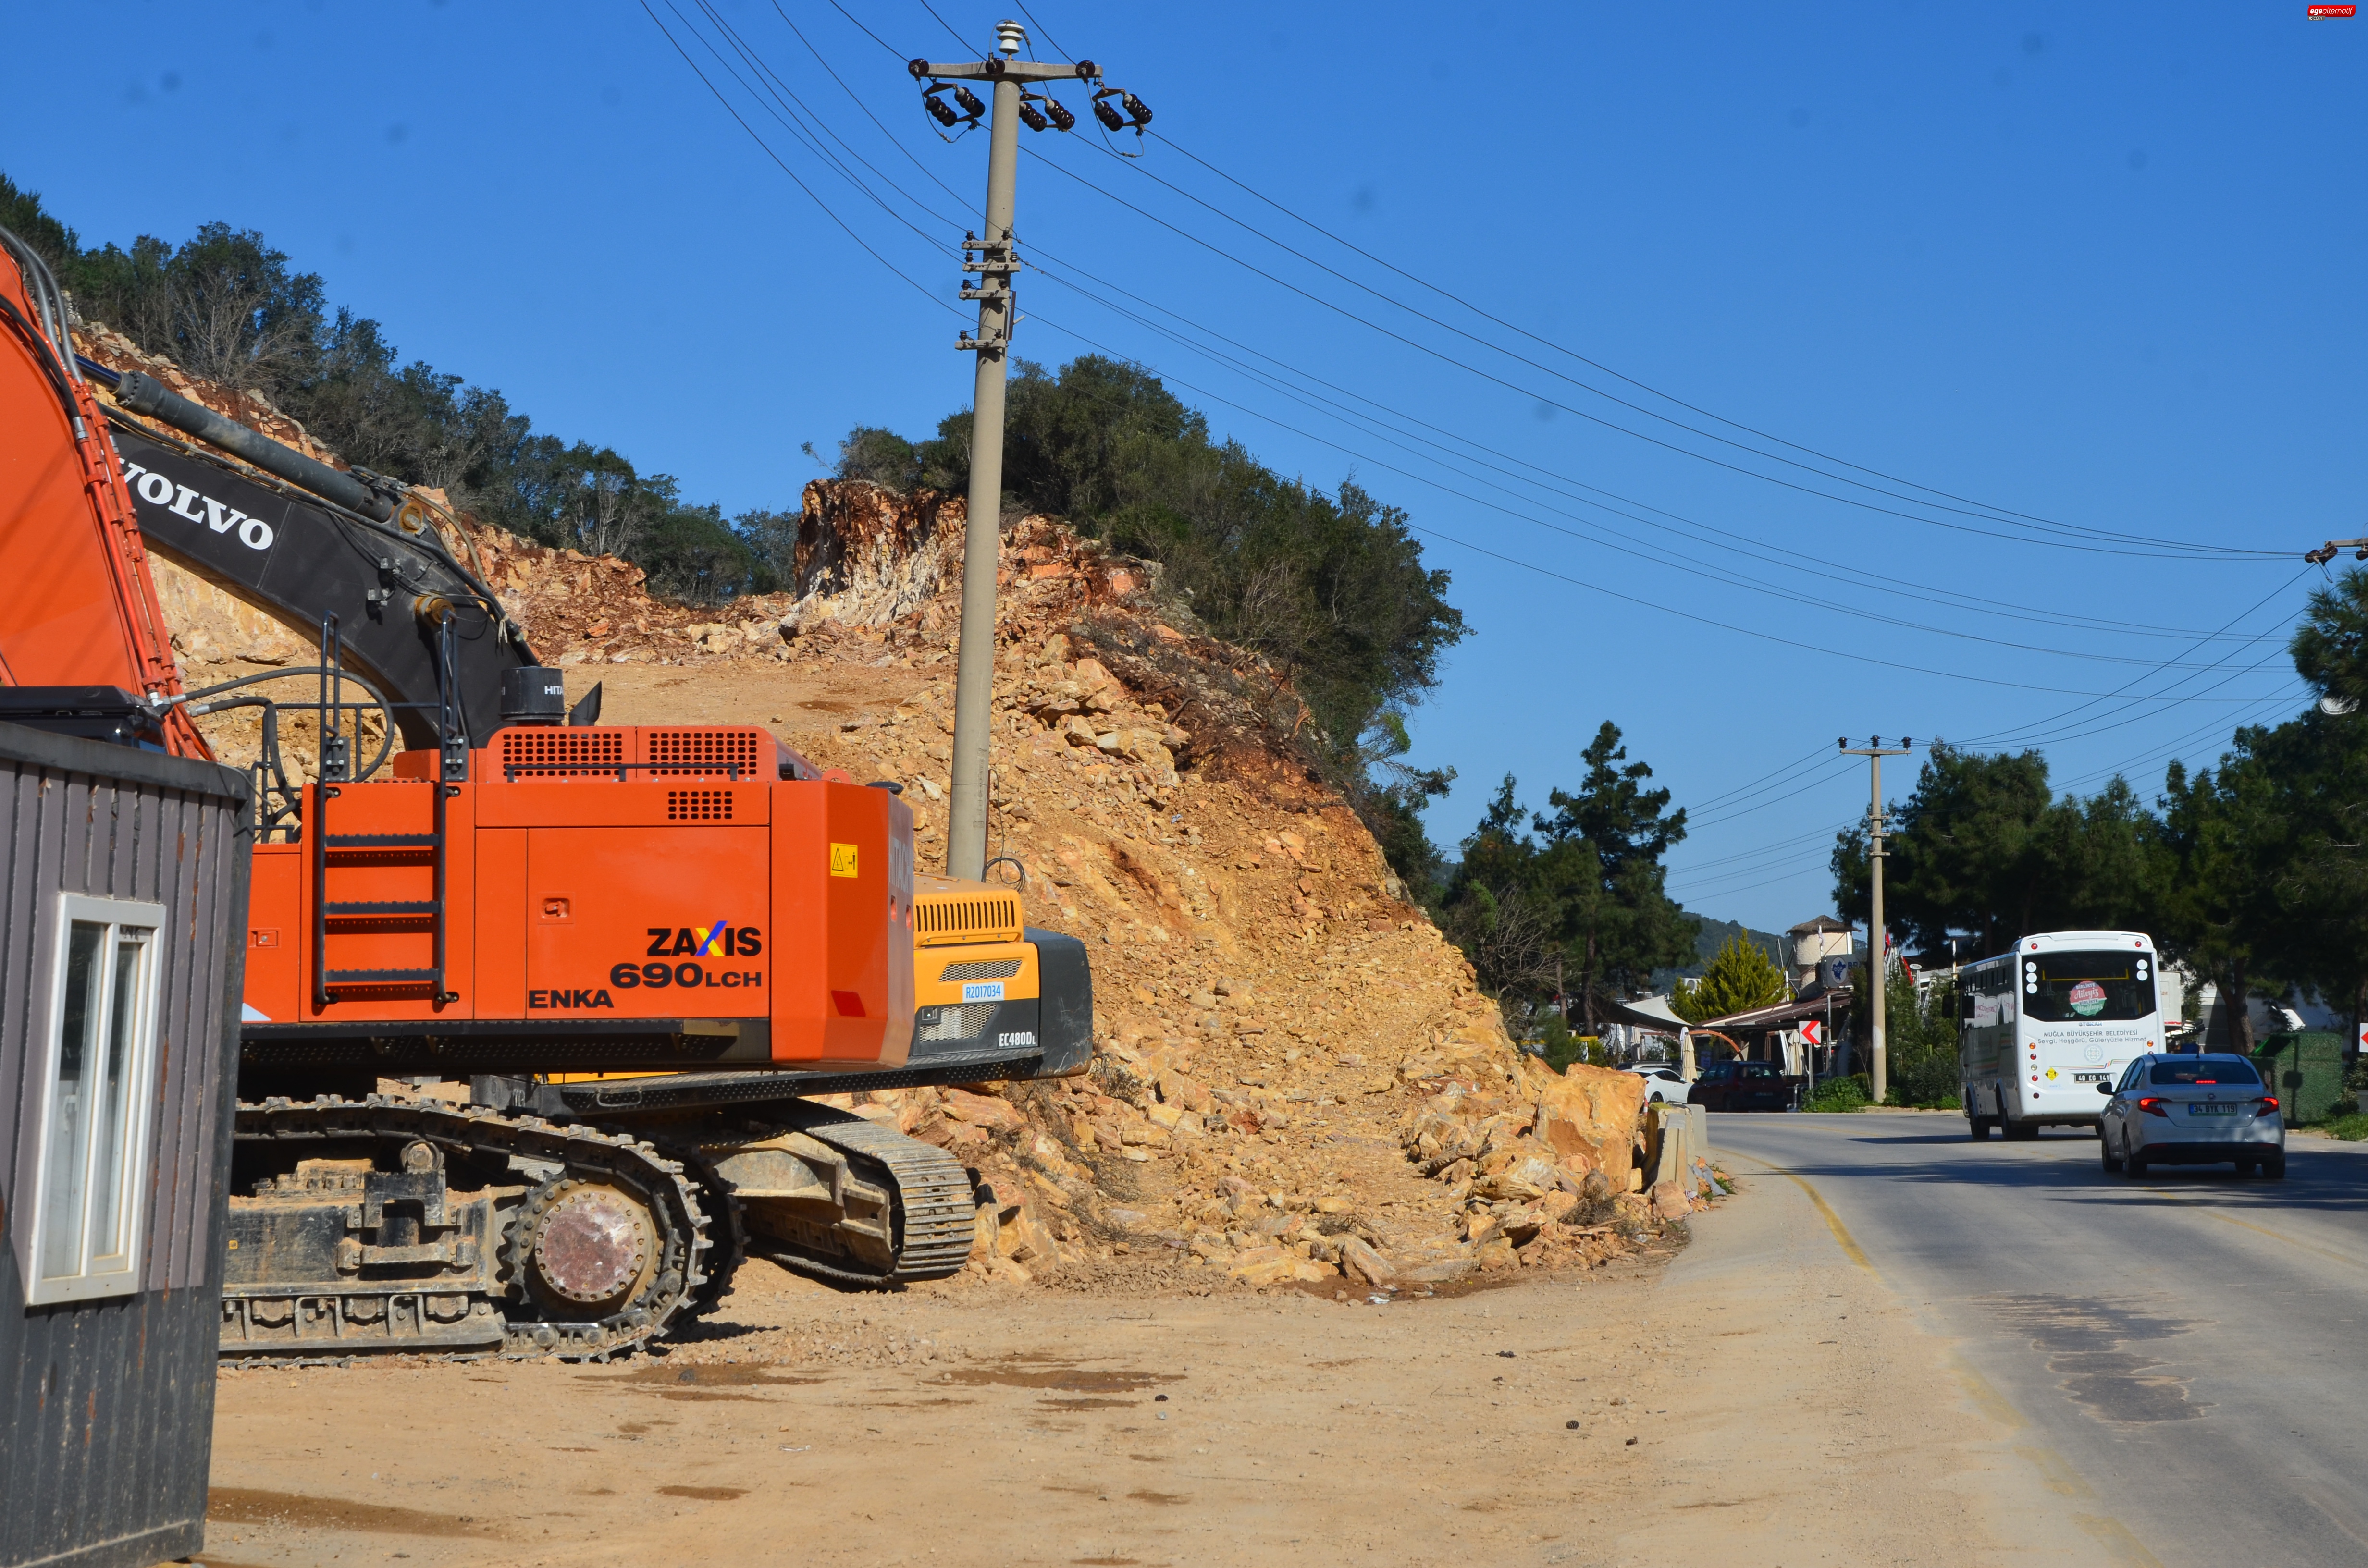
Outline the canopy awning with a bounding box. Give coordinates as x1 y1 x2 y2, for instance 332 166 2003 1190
1696 991 1855 1032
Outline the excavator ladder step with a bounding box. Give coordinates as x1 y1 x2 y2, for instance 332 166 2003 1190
312 781 453 1007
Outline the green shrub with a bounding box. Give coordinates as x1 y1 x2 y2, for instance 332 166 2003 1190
1804 1075 1872 1113
1536 1012 1613 1074
2323 1113 2368 1142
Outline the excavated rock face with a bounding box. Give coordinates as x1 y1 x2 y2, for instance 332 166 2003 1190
789 479 960 621
772 502 1692 1291
85 336 1691 1296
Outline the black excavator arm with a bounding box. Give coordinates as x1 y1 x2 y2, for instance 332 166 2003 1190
86 358 558 754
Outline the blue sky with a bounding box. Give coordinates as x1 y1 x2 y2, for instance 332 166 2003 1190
4 2 2361 936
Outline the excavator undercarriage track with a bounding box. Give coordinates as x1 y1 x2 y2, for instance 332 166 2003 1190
729 1104 978 1289
219 1094 980 1363
220 1095 719 1365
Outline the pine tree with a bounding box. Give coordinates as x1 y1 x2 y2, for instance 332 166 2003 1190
1671 936 1789 1023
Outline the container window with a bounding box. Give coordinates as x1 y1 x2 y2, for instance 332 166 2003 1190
29 895 164 1305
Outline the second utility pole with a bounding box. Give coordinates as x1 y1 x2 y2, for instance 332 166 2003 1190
1841 736 1912 1102
913 23 1099 880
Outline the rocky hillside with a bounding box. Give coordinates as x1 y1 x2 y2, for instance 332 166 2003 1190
74 326 1717 1296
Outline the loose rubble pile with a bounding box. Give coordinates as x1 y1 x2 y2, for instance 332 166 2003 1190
76 329 1726 1296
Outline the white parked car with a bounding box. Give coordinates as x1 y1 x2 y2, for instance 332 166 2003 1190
1622 1064 1691 1104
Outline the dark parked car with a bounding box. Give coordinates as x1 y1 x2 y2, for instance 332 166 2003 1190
1691 1060 1802 1112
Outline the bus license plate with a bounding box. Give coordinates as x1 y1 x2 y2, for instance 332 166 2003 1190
2073 1072 2108 1083
2187 1103 2238 1116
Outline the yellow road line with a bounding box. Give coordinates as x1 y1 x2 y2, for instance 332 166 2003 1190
1720 1145 2166 1567
2075 1512 2168 1566
1714 1149 1873 1273
2150 1192 2368 1273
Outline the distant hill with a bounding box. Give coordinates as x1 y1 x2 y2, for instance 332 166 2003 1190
1649 916 1787 994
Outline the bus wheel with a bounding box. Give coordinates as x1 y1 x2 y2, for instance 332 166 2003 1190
1968 1115 1993 1140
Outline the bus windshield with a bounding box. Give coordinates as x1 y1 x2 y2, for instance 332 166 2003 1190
2023 951 2155 1022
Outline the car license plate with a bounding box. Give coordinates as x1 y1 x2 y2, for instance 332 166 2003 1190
2187 1103 2238 1116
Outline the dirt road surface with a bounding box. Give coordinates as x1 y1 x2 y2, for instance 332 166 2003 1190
200 1168 2103 1568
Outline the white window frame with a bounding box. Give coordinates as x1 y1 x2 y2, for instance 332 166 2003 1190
24 892 166 1306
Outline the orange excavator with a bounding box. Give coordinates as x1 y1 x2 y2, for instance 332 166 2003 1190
0 227 1090 1360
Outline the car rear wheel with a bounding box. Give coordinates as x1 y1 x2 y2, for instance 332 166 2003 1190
2126 1152 2148 1177
2101 1134 2123 1173
2261 1152 2287 1181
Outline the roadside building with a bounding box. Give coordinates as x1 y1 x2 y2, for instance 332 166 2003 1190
1787 916 1855 994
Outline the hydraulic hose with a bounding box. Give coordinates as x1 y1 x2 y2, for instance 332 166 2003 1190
113 368 395 522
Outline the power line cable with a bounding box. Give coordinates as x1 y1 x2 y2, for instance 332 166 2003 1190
727 18 2291 666
680 0 966 254
1019 294 2298 682
639 1 958 315
1025 256 2295 652
1018 145 2284 562
913 0 971 49
777 4 981 216
1677 747 1837 817
819 9 2273 576
1143 130 2257 560
813 7 2228 570
823 0 907 56
1666 821 1851 884
1668 851 1839 900
1010 1 1074 61
1948 569 2311 752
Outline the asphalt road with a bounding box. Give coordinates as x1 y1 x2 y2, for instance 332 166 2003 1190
1708 1111 2368 1568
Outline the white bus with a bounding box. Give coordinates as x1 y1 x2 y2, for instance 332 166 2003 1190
1960 930 2164 1140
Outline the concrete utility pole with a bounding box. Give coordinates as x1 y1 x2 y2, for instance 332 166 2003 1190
1841 737 1914 1102
910 25 1114 880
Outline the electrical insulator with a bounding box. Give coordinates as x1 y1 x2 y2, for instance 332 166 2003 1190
1093 97 1126 131
1044 98 1076 131
953 85 986 118
1122 91 1153 126
925 95 959 128
1018 102 1049 131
